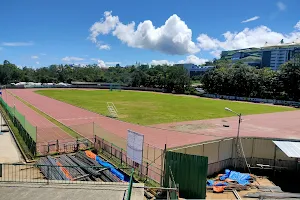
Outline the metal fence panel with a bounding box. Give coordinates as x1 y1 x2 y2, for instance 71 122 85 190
94 135 164 184
0 97 37 155
25 120 37 141
164 151 208 199
14 107 25 127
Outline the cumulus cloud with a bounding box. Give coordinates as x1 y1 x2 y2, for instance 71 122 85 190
2 41 34 46
151 55 207 66
98 44 110 50
295 21 300 30
105 61 121 65
178 55 208 65
31 55 39 59
151 60 174 65
89 11 199 55
91 58 120 67
197 25 300 52
62 56 84 62
88 11 119 50
210 50 222 58
89 11 119 42
241 16 260 23
277 1 286 11
97 60 106 68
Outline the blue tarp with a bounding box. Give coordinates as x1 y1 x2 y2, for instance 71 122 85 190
95 156 125 181
219 169 251 185
207 180 228 186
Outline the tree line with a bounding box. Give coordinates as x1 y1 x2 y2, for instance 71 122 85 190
2 58 299 100
202 61 300 101
0 60 191 94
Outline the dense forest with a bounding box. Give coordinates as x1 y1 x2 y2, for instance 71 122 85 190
202 60 300 101
0 60 191 93
1 59 300 100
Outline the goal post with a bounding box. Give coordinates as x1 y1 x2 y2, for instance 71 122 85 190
107 102 118 118
109 83 121 92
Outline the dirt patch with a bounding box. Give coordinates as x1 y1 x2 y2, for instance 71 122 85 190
170 123 216 132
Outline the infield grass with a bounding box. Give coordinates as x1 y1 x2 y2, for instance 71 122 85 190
35 89 295 125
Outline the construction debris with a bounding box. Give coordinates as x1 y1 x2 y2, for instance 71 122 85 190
257 185 283 192
36 151 124 182
207 169 255 193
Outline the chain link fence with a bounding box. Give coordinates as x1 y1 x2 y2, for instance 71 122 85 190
0 97 37 155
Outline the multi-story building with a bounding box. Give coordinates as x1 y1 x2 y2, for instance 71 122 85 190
221 43 300 70
174 63 214 77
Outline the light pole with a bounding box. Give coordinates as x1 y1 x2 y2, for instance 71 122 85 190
225 107 242 169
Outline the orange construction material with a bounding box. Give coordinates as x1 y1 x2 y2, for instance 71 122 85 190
213 186 226 193
85 150 96 160
56 161 74 181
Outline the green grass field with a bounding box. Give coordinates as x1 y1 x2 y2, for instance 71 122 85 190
35 89 295 125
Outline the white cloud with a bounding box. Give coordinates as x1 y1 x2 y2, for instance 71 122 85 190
2 42 34 46
277 2 286 11
105 61 121 65
89 11 119 43
31 55 39 59
210 50 222 58
97 60 106 68
36 61 40 65
295 21 300 30
88 11 118 50
89 11 199 55
98 44 110 50
151 60 174 65
91 58 119 67
197 25 300 52
62 56 84 62
178 55 208 65
151 55 207 66
241 16 260 23
40 53 46 56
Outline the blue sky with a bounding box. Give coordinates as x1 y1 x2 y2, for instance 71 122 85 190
0 0 299 68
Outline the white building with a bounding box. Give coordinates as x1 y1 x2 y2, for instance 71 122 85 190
261 45 299 70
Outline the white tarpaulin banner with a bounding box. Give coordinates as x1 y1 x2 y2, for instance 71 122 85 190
127 130 144 165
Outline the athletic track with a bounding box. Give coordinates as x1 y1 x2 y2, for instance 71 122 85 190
7 89 300 150
2 90 73 143
8 89 221 149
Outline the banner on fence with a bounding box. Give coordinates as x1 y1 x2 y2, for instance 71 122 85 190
127 130 144 165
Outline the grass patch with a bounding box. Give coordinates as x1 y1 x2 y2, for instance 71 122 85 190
35 89 296 125
0 105 34 160
10 92 81 139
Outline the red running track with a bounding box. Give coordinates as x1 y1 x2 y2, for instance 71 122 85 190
9 89 220 149
11 89 300 149
2 90 73 143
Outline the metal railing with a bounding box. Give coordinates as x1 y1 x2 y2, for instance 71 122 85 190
95 136 165 185
0 163 119 184
36 138 94 156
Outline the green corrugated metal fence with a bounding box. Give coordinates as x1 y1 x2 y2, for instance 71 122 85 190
0 97 37 155
164 151 208 199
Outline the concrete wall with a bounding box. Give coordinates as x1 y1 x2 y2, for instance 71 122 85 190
171 137 298 175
